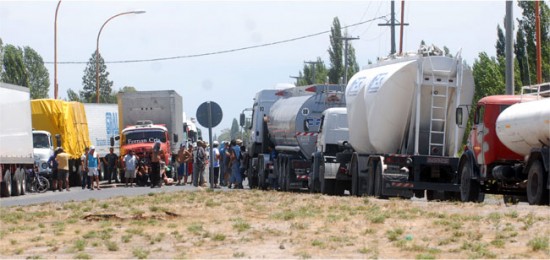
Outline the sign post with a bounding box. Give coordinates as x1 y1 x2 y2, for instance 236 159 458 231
196 101 222 189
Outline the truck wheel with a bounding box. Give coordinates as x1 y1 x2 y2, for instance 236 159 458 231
527 160 549 205
366 160 375 196
351 155 359 196
459 161 481 202
20 169 26 195
1 170 12 197
310 153 321 193
257 158 265 190
320 163 334 195
373 163 386 199
11 170 21 196
284 159 292 192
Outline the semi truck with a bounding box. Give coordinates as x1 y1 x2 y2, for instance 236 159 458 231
342 46 475 200
31 99 91 186
309 107 349 195
0 83 34 197
32 130 55 176
458 83 550 205
116 90 183 164
242 84 346 191
84 103 120 157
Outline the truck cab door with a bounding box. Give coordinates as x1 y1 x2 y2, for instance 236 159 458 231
472 105 485 166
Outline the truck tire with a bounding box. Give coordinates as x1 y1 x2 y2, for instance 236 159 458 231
309 153 321 193
527 160 549 205
373 163 387 199
284 158 292 192
459 160 482 202
20 169 26 195
320 163 335 195
1 170 12 197
350 155 359 196
366 160 375 196
257 158 265 190
11 170 21 196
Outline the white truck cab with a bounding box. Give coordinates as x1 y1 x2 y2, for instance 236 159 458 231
32 130 54 175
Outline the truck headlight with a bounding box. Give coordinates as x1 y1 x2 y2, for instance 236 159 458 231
41 162 49 170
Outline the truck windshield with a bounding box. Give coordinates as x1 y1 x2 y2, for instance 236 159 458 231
33 133 50 148
123 130 166 145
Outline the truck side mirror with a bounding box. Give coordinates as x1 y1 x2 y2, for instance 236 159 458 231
303 119 309 132
114 135 120 141
110 137 115 147
173 134 179 143
239 113 245 127
456 107 466 128
55 134 62 147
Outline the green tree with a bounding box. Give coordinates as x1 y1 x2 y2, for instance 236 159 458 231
67 88 81 101
23 46 50 99
217 128 231 142
81 52 114 103
496 25 506 58
230 118 240 140
473 52 505 103
345 40 360 81
517 1 550 83
298 57 328 85
514 23 530 86
120 86 137 92
1 44 28 87
0 38 4 76
328 17 344 84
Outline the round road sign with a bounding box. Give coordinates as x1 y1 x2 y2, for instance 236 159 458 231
196 101 223 128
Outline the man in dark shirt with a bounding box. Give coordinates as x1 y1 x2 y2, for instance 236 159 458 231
103 147 119 184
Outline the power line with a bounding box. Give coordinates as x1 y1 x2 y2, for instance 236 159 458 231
46 15 388 65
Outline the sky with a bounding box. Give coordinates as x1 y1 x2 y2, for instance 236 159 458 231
0 0 537 137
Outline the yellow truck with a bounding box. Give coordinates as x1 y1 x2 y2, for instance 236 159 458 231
31 99 91 186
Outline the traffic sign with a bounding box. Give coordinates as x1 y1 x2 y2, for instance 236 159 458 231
196 101 223 128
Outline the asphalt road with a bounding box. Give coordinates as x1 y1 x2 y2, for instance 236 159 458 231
0 181 229 208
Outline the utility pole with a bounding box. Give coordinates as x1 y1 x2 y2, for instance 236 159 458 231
505 0 514 94
378 0 409 55
289 75 302 86
304 61 322 84
337 36 359 85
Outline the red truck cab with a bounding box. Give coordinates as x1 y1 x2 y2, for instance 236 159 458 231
119 121 173 163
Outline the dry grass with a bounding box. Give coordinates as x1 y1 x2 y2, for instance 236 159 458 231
0 190 549 259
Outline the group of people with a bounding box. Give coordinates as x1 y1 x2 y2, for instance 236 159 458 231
173 138 249 189
48 138 251 192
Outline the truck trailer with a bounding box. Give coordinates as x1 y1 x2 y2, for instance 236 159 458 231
458 83 550 205
117 90 183 164
30 99 91 186
84 103 120 157
242 84 346 191
342 46 475 200
1 83 34 197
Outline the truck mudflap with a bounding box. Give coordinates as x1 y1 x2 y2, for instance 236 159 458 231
379 172 414 198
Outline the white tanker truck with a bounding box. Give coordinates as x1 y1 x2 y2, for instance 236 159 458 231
341 46 475 200
458 83 550 205
241 84 346 191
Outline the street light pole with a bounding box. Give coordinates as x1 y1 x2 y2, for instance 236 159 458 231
54 0 61 99
96 10 145 103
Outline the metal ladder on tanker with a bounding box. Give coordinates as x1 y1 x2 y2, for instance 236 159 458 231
426 59 461 156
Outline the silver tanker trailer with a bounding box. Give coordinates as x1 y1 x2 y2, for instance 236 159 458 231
341 45 475 200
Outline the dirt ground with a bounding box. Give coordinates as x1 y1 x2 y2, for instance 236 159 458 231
0 189 549 259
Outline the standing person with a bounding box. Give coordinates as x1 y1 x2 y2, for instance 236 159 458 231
193 141 206 187
202 142 209 187
123 150 138 187
103 147 119 184
150 141 162 188
240 144 249 187
185 144 194 185
47 149 60 191
176 143 192 185
219 141 227 186
56 148 70 191
223 142 232 187
211 141 221 188
87 146 101 190
80 147 90 189
228 139 242 189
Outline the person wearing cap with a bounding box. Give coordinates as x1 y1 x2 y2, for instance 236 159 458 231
55 147 71 191
87 146 101 190
211 141 221 188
